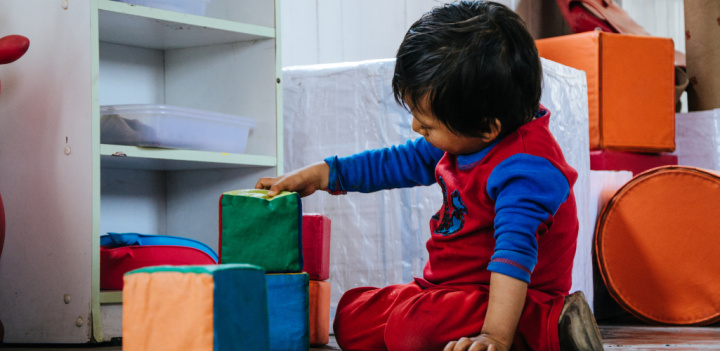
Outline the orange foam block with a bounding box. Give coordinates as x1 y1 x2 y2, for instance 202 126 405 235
309 280 331 346
302 213 332 280
536 32 675 152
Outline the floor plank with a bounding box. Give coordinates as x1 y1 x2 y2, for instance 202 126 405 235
2 325 720 350
311 338 341 350
0 340 341 350
600 325 720 350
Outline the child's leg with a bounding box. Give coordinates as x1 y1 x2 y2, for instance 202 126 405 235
333 282 423 351
383 286 565 351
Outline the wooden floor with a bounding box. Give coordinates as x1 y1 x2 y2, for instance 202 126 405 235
2 325 719 350
599 325 720 350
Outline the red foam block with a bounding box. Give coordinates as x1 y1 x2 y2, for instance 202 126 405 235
302 214 331 280
590 150 678 175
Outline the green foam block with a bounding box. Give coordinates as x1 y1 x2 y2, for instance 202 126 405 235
220 189 303 272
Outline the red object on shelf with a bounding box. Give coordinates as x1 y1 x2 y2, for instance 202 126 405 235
302 214 332 281
0 35 29 64
0 34 30 95
562 1 616 34
590 150 678 175
100 245 217 290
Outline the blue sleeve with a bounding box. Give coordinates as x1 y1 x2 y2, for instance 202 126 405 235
324 137 443 193
486 154 570 283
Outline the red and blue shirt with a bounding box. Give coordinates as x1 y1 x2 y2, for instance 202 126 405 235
325 108 578 295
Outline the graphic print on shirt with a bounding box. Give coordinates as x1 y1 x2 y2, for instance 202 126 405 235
432 176 467 236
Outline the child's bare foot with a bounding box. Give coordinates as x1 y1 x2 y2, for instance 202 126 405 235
558 291 603 351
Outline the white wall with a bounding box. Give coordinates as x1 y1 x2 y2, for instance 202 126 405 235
621 0 686 54
280 0 445 67
281 0 686 67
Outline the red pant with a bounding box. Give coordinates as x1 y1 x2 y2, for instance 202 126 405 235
333 282 563 351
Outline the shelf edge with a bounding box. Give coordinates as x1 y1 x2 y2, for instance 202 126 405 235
97 0 275 39
99 291 123 304
101 144 277 167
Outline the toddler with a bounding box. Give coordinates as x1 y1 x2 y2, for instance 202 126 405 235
256 1 602 350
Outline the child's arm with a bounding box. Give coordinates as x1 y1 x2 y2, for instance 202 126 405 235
443 272 527 351
483 273 527 347
443 272 526 351
255 161 330 197
256 137 443 197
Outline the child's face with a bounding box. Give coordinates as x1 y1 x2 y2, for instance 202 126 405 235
409 98 500 155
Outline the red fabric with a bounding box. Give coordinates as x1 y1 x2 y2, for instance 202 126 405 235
564 2 616 34
100 245 217 290
302 213 332 280
334 282 563 351
590 150 678 175
333 115 577 351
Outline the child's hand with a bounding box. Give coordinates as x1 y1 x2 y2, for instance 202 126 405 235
443 334 510 351
255 161 330 197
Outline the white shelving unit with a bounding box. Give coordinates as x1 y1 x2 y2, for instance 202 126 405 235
0 0 281 343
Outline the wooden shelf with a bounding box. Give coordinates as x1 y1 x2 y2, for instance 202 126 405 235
100 291 123 304
100 144 277 170
98 0 275 50
0 0 280 343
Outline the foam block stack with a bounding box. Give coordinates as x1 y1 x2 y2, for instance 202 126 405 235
302 213 332 346
219 189 311 350
536 32 677 175
122 264 270 351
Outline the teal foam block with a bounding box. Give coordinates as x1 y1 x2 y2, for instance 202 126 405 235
266 273 310 351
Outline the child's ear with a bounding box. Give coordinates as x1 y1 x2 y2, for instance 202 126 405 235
481 119 502 142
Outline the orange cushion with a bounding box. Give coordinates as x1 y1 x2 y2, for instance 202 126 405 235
536 32 675 152
309 280 331 346
595 166 720 325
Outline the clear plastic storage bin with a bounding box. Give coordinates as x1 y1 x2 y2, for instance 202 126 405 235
112 0 212 16
101 104 256 154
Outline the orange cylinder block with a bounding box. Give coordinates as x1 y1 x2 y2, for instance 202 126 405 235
595 166 720 325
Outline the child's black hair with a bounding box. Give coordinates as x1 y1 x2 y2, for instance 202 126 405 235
392 0 542 139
